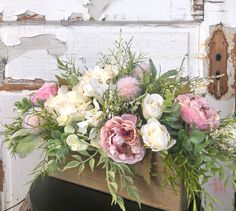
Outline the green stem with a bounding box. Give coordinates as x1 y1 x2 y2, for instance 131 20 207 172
82 151 98 164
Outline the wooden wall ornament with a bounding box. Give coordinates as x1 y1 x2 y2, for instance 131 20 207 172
232 34 236 112
208 29 228 99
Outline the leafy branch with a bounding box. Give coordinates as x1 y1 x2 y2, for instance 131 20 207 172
56 57 81 88
97 152 141 211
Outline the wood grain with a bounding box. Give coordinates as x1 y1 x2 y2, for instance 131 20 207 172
52 153 186 211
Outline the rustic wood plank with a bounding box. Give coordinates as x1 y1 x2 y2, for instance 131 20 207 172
52 153 186 211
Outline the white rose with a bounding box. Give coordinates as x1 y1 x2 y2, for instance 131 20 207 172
141 118 176 151
66 134 88 151
142 93 164 120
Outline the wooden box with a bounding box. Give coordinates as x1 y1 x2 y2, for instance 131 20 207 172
52 153 186 211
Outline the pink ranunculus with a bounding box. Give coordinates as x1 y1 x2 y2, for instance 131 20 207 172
31 83 58 104
100 114 145 164
175 94 220 130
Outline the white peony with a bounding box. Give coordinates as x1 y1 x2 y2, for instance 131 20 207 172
141 118 176 152
142 93 164 120
66 134 88 151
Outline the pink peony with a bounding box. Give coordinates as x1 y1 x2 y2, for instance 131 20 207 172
117 76 141 101
31 83 57 104
175 94 220 130
134 62 151 78
100 114 145 164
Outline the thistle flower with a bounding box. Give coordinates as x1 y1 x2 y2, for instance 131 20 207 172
117 76 141 101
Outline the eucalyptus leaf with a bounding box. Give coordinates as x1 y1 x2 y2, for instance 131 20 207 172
51 130 62 140
189 130 206 145
15 134 37 158
11 129 30 139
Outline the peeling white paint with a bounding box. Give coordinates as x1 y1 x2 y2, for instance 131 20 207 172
98 0 193 21
0 0 87 21
0 0 197 22
0 26 68 46
0 91 43 211
1 25 199 81
6 49 59 80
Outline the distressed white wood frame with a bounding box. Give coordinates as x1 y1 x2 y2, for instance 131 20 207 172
0 0 205 22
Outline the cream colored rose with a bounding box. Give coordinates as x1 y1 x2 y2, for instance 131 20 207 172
141 118 176 151
66 134 88 151
142 93 164 120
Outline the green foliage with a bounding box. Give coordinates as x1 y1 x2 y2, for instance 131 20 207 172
15 97 33 113
132 150 152 185
3 37 236 211
97 152 141 211
149 59 157 79
161 126 232 211
56 57 80 88
63 150 98 175
99 37 145 77
15 134 38 158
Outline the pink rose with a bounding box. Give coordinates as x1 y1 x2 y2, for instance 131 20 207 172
23 110 45 134
100 114 145 164
134 62 151 78
175 94 220 130
31 83 57 104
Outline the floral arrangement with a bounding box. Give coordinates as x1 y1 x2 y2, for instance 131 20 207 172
4 38 236 211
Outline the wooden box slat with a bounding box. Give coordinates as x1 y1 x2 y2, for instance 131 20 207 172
52 153 186 211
